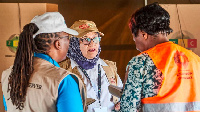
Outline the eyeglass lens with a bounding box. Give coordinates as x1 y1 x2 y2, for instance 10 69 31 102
81 37 101 45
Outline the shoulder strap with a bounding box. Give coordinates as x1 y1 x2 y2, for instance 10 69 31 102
102 59 118 85
102 59 119 104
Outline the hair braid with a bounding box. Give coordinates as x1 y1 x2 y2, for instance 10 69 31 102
34 33 60 53
8 23 38 110
7 23 61 110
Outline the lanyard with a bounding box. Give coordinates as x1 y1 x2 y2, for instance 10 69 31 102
79 64 101 105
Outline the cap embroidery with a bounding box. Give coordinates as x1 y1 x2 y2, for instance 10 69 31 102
79 24 93 29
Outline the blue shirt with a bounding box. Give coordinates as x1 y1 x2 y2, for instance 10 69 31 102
3 53 83 112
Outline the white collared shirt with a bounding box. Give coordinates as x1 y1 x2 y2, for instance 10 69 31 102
70 59 123 112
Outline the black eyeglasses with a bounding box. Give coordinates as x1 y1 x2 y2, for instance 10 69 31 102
80 37 101 45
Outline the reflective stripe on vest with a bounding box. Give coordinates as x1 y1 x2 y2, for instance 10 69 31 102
142 102 200 112
140 42 200 112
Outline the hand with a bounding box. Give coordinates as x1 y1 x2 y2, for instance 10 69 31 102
114 102 120 111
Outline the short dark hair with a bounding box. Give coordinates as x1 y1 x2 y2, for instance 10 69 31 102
129 2 173 37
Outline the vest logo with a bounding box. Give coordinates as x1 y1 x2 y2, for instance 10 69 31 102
28 83 42 89
109 76 116 84
174 51 193 80
174 51 189 69
6 34 19 53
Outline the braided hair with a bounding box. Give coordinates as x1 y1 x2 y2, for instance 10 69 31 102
8 23 60 110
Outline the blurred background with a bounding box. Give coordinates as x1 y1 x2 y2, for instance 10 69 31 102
0 0 200 111
1 0 200 81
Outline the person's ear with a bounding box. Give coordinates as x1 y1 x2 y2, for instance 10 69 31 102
54 40 61 50
141 31 148 40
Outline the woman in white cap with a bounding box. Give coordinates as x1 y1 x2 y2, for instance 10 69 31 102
1 12 86 112
59 20 123 112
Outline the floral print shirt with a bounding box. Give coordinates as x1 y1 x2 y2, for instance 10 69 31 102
119 53 164 112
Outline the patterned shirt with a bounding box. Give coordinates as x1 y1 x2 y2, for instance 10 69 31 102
119 53 164 112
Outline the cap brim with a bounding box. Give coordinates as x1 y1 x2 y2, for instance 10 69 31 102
64 28 79 35
75 30 104 38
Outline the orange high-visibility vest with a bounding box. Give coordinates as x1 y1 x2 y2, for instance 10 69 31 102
141 42 200 112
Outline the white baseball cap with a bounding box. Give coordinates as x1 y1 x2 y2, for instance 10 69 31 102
31 12 78 38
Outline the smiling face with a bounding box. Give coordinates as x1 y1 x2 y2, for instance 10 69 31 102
79 32 100 59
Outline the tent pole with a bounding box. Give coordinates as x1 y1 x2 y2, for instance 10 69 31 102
145 0 147 6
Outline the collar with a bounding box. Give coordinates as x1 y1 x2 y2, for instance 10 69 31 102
34 52 60 68
70 58 108 69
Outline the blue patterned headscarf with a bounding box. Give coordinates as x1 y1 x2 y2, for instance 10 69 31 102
67 37 101 70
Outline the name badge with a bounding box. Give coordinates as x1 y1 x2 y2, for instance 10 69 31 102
94 107 107 112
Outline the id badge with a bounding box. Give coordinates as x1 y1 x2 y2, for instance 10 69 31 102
94 107 107 112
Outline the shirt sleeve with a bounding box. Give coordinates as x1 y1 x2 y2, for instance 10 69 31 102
57 74 83 112
119 53 162 112
119 55 145 112
3 95 7 111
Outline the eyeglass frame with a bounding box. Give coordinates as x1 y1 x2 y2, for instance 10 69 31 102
79 36 101 45
58 35 70 39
